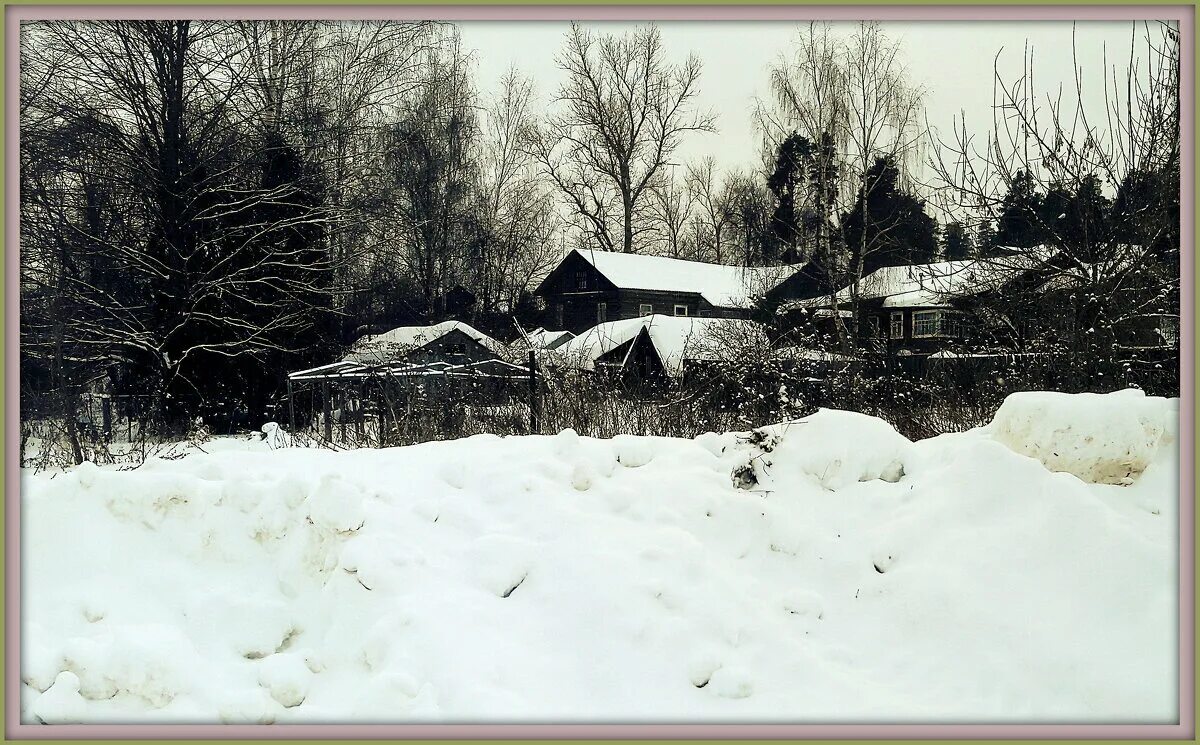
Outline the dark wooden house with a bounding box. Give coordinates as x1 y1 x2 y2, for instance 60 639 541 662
535 249 809 333
778 255 1062 355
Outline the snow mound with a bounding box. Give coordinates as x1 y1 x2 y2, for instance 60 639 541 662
988 389 1178 484
20 397 1178 723
738 409 911 491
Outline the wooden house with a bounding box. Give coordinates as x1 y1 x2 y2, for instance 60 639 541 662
535 249 810 333
778 252 1058 355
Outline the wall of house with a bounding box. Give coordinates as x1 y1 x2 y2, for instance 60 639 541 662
539 253 747 331
858 304 970 355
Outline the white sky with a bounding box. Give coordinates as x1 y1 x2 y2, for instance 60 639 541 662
459 20 1163 191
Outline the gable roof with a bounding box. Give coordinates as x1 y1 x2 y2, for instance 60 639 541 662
526 328 575 351
346 321 507 363
555 315 768 378
546 249 800 308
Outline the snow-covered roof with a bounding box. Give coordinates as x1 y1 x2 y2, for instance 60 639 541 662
346 321 507 363
525 328 575 351
772 347 862 364
288 357 528 381
555 315 768 378
789 248 1055 311
569 249 799 308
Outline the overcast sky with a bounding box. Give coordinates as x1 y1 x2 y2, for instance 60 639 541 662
458 20 1162 198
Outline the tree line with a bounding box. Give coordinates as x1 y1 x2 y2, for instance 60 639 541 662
20 19 1180 440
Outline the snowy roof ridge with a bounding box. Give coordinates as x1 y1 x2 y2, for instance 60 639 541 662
788 246 1057 311
571 249 800 308
556 314 767 378
346 320 507 363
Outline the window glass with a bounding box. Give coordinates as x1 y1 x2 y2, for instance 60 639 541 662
912 310 940 338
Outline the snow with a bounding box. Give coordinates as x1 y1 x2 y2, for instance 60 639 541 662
347 321 508 363
556 315 767 377
788 248 1055 311
571 249 798 308
987 389 1178 485
524 328 575 351
21 390 1178 723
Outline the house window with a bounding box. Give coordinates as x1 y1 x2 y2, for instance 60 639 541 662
446 343 466 358
555 303 564 328
912 310 940 338
945 314 963 338
673 304 689 317
889 311 904 339
575 271 588 290
597 302 608 323
867 316 883 338
639 303 653 316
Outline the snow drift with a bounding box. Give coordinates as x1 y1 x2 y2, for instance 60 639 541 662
988 388 1178 485
21 391 1179 724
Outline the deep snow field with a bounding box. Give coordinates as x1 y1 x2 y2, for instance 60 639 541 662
21 390 1180 724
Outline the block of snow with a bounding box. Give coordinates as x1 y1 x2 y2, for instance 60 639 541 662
748 409 912 491
987 389 1177 485
31 672 86 724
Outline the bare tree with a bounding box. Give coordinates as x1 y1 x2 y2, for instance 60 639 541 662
382 30 480 317
928 21 1180 379
22 20 340 426
528 22 716 254
685 156 738 264
475 69 565 317
645 168 698 259
764 21 925 347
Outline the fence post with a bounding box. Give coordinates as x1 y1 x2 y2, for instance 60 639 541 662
101 397 112 440
527 351 540 435
287 379 296 432
322 380 333 443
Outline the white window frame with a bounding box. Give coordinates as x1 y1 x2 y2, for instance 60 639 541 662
639 303 653 316
597 302 608 323
889 311 904 339
673 304 689 317
911 310 942 338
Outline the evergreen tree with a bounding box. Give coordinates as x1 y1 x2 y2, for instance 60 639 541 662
765 132 814 263
994 170 1045 248
840 157 938 271
941 221 973 260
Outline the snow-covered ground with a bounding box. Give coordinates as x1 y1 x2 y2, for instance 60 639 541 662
21 390 1180 724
